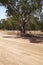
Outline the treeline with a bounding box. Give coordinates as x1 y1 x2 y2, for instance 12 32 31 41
26 16 43 31
0 17 43 31
0 17 19 30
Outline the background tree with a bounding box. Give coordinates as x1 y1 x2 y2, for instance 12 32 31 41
0 17 19 30
0 19 6 30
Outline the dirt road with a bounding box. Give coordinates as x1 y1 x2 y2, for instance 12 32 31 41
0 31 43 65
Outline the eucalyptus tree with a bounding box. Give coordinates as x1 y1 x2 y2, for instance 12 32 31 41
0 0 42 34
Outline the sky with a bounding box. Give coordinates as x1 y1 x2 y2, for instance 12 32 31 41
0 6 7 20
42 6 43 12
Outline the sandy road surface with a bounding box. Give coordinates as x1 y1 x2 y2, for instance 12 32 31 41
0 31 43 65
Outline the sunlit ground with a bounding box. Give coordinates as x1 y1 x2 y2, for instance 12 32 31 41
0 30 43 65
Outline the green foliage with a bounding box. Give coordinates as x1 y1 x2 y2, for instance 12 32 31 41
25 16 43 30
0 0 42 21
0 17 19 30
26 21 36 30
0 16 43 31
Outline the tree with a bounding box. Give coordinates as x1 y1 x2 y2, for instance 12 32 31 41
0 19 6 30
0 17 19 30
0 0 42 35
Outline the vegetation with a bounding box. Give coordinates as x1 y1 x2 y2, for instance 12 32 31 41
0 17 19 30
0 0 42 34
0 16 43 31
0 0 42 35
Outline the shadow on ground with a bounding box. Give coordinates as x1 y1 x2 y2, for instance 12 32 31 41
3 33 43 43
22 34 43 43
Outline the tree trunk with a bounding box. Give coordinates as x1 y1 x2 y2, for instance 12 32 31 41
21 25 25 35
20 20 26 36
